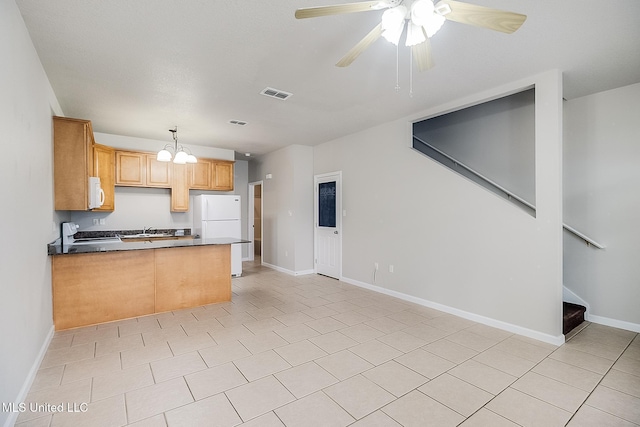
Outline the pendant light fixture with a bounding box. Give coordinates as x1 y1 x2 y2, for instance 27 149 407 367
157 126 197 164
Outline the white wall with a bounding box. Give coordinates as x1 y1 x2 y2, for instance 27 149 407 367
314 71 564 342
564 82 640 330
414 88 536 205
250 145 314 274
0 1 62 425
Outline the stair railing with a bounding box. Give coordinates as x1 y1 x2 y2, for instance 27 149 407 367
412 136 605 249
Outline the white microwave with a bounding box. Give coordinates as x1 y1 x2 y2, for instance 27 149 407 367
88 176 105 209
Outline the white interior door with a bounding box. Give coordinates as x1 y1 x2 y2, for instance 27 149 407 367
315 172 341 279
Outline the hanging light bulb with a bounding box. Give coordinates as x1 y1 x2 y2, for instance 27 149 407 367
157 148 172 162
173 150 188 164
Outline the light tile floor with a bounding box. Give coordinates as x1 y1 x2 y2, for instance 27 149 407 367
15 260 640 427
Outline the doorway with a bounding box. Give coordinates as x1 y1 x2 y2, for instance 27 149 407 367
314 172 342 279
248 181 263 263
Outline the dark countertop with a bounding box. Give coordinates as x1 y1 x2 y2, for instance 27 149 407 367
48 237 249 256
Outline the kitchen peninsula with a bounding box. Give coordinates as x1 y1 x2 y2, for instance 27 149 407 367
48 237 245 330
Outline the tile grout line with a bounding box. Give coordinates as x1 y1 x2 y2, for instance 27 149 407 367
563 330 639 426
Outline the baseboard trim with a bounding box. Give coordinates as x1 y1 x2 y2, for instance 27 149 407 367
4 325 55 427
588 314 640 333
341 276 565 346
261 262 314 277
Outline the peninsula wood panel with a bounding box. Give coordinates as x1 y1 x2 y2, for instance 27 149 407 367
52 251 155 330
155 245 231 312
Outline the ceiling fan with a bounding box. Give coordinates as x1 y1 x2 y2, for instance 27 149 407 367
295 0 527 71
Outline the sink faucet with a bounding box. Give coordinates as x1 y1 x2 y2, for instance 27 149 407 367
143 226 154 234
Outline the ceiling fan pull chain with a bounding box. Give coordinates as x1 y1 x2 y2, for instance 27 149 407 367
395 43 400 92
409 51 414 97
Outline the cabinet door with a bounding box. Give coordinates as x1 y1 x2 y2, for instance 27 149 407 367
189 160 212 189
115 151 145 186
211 161 234 191
146 155 172 188
171 163 190 212
53 117 94 210
93 144 115 211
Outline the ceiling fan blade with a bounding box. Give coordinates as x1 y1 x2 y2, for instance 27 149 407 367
412 37 434 72
295 1 388 19
435 0 526 34
336 23 383 67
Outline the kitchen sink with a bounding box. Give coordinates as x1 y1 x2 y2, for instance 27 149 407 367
70 236 122 245
120 233 172 239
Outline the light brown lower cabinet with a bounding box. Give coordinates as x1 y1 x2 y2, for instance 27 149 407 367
51 245 231 330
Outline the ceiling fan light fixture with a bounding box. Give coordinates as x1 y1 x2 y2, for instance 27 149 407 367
382 26 404 45
434 2 451 16
424 13 445 37
381 6 407 45
410 0 434 26
411 0 445 38
405 22 426 46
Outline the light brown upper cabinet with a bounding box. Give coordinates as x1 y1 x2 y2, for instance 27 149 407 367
212 161 234 191
189 159 212 190
93 144 115 211
171 163 190 212
189 159 234 191
111 147 235 211
53 116 96 211
115 151 171 188
146 156 171 188
115 151 145 186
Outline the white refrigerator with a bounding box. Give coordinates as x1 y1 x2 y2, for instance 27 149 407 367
193 195 242 276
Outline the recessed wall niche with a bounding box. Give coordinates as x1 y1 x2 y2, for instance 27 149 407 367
412 88 536 216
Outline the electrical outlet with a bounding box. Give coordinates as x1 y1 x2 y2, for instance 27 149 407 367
374 262 379 270
99 218 106 225
93 218 99 225
389 265 394 273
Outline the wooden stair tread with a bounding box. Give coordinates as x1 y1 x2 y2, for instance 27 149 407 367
563 302 587 335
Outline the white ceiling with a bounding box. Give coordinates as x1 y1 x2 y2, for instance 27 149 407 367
16 0 640 157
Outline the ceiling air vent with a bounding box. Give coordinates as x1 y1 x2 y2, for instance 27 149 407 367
260 87 293 101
